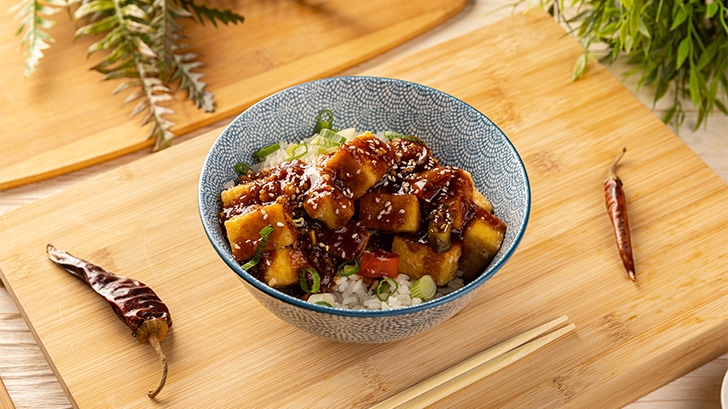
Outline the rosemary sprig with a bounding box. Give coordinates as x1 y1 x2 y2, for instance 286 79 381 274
517 0 728 131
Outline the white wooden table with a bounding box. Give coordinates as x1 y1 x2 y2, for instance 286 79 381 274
1 1 726 408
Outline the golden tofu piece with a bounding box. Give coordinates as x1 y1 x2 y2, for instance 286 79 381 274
473 187 493 214
258 247 312 288
358 192 421 233
221 182 254 207
459 208 507 281
304 184 355 230
224 203 297 261
325 133 391 199
391 235 462 286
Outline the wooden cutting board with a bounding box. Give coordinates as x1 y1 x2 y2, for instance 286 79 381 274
0 0 465 191
0 10 726 409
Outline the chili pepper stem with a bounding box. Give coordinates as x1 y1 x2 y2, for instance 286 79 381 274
147 332 168 399
608 147 627 181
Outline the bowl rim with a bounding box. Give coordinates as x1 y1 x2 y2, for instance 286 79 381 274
198 75 531 317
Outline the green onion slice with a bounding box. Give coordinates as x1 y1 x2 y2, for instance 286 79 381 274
299 267 321 293
315 109 334 134
384 131 426 146
319 128 347 145
337 259 360 277
286 142 308 161
308 293 335 307
234 162 251 175
375 278 399 302
241 225 274 270
292 217 305 228
411 275 437 301
254 142 281 161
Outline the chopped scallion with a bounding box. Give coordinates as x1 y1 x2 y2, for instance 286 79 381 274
375 278 398 302
411 275 437 301
315 109 334 134
292 217 305 228
241 226 274 270
337 259 360 277
299 267 321 293
254 142 281 161
319 128 347 145
384 131 426 146
234 162 251 175
286 142 308 161
308 293 335 307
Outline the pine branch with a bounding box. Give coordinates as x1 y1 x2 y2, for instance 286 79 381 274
11 0 65 75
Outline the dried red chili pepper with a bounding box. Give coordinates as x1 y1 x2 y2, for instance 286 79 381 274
46 244 172 398
604 148 636 282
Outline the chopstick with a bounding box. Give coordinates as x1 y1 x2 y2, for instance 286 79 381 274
372 316 576 409
0 376 14 409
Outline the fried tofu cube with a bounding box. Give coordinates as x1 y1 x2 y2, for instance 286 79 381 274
258 247 312 288
304 184 355 230
325 133 391 199
391 235 462 285
224 203 297 261
459 208 507 281
473 187 493 214
358 193 421 233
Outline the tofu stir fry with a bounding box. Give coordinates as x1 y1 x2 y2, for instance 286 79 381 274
220 121 506 305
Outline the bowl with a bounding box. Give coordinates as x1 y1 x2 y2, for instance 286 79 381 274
198 76 530 343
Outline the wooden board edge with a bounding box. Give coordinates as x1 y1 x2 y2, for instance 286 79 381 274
0 266 79 409
0 1 468 192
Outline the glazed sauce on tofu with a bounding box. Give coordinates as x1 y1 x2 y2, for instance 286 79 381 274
220 133 507 294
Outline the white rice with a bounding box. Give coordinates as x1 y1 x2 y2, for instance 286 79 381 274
324 271 465 310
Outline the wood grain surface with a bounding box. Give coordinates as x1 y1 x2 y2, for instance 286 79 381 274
0 0 466 191
0 10 726 409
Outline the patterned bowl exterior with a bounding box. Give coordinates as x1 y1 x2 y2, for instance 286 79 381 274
198 76 530 343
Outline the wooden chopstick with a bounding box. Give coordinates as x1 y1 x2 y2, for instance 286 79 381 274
372 316 576 409
0 376 15 409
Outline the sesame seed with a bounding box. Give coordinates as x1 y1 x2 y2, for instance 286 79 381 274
352 233 358 239
277 222 284 227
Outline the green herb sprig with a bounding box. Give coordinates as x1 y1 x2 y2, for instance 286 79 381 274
12 0 245 150
518 0 728 131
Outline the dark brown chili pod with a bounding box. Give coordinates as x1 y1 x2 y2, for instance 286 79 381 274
604 148 636 282
46 244 172 398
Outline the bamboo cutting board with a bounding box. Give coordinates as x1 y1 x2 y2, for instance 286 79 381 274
0 10 726 409
0 0 466 191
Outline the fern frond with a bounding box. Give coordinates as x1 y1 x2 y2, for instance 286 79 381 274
12 0 65 75
150 0 215 112
174 0 244 27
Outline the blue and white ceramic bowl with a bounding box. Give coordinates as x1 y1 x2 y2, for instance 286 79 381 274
199 76 530 343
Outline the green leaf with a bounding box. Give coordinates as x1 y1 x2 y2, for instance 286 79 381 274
671 8 687 30
715 99 728 116
572 53 587 81
706 2 718 18
638 19 650 38
696 41 719 70
599 22 620 36
662 104 677 124
620 0 634 10
676 37 690 69
688 69 701 107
